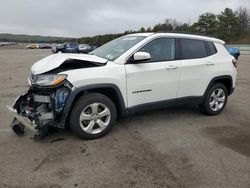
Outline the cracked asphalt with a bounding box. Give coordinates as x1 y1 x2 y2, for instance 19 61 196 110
0 47 249 188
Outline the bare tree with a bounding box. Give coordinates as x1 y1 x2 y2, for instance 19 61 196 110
236 6 250 39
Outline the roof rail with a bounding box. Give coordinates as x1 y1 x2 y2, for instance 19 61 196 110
155 31 215 38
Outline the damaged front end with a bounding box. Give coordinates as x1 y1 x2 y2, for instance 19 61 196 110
7 53 108 140
7 75 73 140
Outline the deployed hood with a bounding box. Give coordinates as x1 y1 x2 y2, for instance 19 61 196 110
31 53 107 74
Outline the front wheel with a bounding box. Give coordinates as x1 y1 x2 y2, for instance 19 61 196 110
69 93 117 139
200 83 228 115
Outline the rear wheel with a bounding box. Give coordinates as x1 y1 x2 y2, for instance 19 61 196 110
69 93 117 139
200 83 228 115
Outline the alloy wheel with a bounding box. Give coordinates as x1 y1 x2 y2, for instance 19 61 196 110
79 103 111 134
209 88 226 111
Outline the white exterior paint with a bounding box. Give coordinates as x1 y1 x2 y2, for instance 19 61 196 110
62 61 128 107
30 33 237 109
213 43 237 88
125 60 181 107
177 54 218 98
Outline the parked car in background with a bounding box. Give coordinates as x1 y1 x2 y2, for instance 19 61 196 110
52 42 79 53
90 44 98 51
79 43 92 53
26 44 39 49
0 41 17 46
1 42 11 46
51 43 61 51
227 46 240 60
39 43 52 49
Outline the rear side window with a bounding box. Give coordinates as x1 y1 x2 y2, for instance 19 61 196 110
180 39 207 59
206 42 217 56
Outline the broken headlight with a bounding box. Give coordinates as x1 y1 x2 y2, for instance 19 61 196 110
32 74 67 87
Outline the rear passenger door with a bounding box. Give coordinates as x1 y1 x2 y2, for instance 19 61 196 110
177 38 218 98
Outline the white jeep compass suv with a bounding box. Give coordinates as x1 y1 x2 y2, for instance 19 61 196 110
7 33 237 139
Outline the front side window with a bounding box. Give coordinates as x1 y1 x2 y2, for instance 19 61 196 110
138 38 176 62
90 36 146 61
180 39 206 59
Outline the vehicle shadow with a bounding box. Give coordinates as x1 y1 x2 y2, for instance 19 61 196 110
41 105 201 142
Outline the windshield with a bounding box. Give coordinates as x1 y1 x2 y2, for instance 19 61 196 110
90 35 146 61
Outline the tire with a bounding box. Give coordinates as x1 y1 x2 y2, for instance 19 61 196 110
234 53 239 60
200 83 228 115
69 93 117 139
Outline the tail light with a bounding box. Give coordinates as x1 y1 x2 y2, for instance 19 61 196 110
232 59 237 68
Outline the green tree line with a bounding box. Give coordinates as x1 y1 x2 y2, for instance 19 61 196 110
0 33 72 43
78 7 250 45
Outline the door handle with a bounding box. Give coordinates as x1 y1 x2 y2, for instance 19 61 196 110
166 65 178 70
205 62 215 66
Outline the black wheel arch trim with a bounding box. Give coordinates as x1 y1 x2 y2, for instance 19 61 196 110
204 75 234 97
59 83 126 126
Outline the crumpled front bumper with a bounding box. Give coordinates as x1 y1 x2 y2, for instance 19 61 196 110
7 105 38 133
7 82 72 139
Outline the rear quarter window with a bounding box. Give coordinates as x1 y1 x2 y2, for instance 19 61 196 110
206 42 217 56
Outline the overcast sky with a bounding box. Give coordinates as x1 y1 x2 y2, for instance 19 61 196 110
0 0 249 38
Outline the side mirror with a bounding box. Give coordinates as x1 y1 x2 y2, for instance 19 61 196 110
133 52 151 61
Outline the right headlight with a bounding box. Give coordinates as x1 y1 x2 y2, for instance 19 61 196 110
31 74 67 87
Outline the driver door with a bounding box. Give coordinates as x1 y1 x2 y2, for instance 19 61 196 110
125 38 181 107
